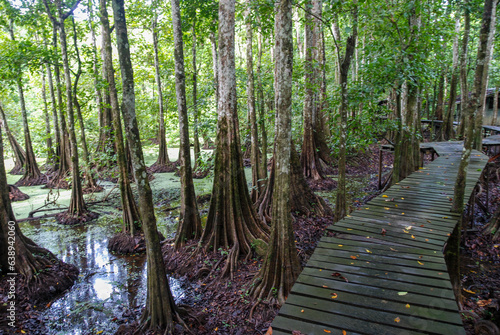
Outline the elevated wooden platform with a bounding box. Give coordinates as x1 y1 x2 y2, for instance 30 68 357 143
271 142 489 335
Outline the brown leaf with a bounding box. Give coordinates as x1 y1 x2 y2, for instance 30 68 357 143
381 228 387 236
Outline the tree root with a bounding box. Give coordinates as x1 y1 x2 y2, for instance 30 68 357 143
149 162 178 173
55 210 99 225
8 184 29 201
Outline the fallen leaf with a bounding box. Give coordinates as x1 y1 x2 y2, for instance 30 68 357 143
394 317 401 323
384 207 390 210
350 255 357 260
398 292 408 296
324 330 331 334
322 285 328 288
463 288 476 294
331 293 338 299
406 304 410 308
365 249 372 253
301 309 304 313
477 299 492 307
382 195 388 198
411 235 415 239
338 244 343 247
343 331 347 335
418 261 424 265
381 228 387 236
96 332 103 335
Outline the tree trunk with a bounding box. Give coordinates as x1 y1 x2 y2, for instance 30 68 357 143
192 22 201 170
41 71 55 169
257 30 268 181
14 77 44 186
199 0 269 279
151 12 174 172
435 73 445 120
0 104 26 175
54 1 87 217
443 16 461 141
301 3 324 181
312 0 332 166
457 7 470 140
245 0 264 203
334 6 358 221
473 0 497 150
170 0 202 250
44 53 60 172
71 17 98 191
100 0 141 237
111 0 179 331
250 0 301 305
45 20 71 189
453 0 496 213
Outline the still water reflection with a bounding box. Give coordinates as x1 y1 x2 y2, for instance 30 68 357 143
20 217 182 335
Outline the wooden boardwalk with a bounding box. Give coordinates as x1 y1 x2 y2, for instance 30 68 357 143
271 142 489 335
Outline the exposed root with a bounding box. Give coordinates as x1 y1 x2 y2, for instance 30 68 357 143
8 184 29 202
149 162 178 173
306 177 336 191
108 231 165 254
9 166 24 175
55 210 99 225
15 174 48 187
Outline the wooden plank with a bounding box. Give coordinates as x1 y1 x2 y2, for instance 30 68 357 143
285 293 463 334
295 275 460 314
320 236 445 258
300 266 455 300
350 212 455 233
317 240 446 264
308 253 450 282
272 315 364 335
277 302 427 335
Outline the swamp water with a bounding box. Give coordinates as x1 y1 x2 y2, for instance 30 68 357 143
5 150 218 334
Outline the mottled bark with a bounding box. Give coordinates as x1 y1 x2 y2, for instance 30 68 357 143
0 105 26 175
101 0 141 236
473 0 497 150
435 74 445 120
246 0 264 203
301 3 324 181
41 71 55 168
457 8 470 139
192 23 201 170
72 17 98 191
199 0 269 279
443 16 460 141
251 0 300 305
256 31 268 181
170 0 202 250
111 0 179 331
44 54 60 171
334 5 357 221
151 12 173 172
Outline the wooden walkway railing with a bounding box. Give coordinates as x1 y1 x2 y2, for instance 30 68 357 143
271 142 489 335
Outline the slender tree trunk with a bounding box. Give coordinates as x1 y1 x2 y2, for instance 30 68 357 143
251 0 301 305
443 16 461 141
0 105 26 175
457 8 470 139
170 0 202 250
151 12 174 172
111 0 180 331
199 0 269 279
334 6 358 221
301 2 324 181
71 17 98 191
435 73 445 120
15 77 44 186
100 0 141 237
246 0 264 202
192 22 201 170
473 0 497 150
44 56 60 171
257 30 268 181
41 71 55 168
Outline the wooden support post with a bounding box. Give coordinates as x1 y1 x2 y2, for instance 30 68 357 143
445 223 462 306
486 163 489 214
